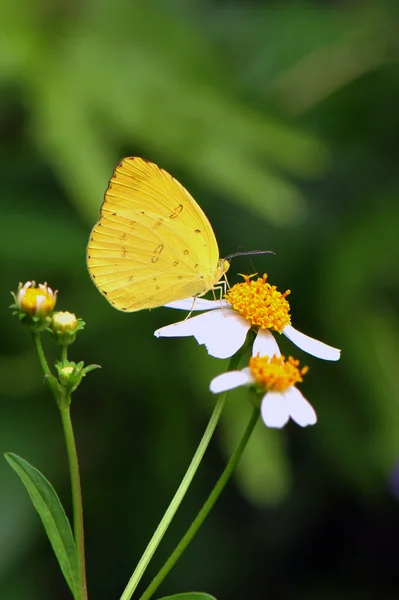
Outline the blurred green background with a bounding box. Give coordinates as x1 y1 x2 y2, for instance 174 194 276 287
1 0 399 598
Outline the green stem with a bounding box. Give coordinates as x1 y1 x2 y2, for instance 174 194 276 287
60 406 88 600
32 333 87 600
139 406 259 600
32 332 61 405
119 352 243 600
32 332 52 378
61 345 68 364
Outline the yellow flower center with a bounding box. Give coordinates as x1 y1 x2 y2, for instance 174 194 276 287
249 354 308 392
225 273 291 332
20 287 56 316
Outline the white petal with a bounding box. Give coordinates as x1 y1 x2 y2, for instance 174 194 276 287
253 329 281 357
163 297 229 311
210 370 253 394
155 309 251 359
260 392 290 428
241 367 253 379
283 324 341 361
35 295 46 310
284 386 317 427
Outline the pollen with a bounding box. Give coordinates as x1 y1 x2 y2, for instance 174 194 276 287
225 274 291 332
250 354 308 393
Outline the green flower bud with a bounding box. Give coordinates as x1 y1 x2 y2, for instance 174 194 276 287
57 362 84 395
55 360 101 397
51 312 83 346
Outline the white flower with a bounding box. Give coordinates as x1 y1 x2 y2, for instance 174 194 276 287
210 354 316 429
155 280 340 362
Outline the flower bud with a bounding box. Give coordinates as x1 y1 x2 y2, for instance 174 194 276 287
58 364 78 391
11 281 57 331
51 311 83 346
56 360 101 397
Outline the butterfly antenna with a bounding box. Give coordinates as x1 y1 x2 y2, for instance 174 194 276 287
224 250 275 262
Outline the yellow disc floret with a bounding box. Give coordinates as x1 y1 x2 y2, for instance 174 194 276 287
250 354 308 393
225 273 291 332
14 281 57 317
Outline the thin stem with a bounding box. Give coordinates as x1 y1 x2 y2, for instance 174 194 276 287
60 406 88 600
32 332 61 405
139 406 259 600
61 345 68 364
32 332 52 378
119 351 243 600
32 332 87 600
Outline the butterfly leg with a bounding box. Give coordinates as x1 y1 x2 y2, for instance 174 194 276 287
183 296 197 320
211 276 230 314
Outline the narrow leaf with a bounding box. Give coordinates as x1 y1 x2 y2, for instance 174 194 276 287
5 452 80 597
157 594 217 600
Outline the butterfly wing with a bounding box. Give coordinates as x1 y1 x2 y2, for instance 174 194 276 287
87 157 221 311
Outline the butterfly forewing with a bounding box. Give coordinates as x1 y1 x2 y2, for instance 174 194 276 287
87 157 223 311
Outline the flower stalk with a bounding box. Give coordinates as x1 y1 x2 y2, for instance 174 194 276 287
119 348 245 600
59 405 88 600
32 331 88 600
139 405 260 600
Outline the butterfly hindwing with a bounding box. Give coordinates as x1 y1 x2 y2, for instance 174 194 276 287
87 157 224 311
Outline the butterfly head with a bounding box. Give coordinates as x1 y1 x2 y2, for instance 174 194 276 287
218 258 230 278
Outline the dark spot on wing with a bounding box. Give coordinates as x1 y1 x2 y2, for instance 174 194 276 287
153 218 164 229
195 229 201 234
151 244 164 263
183 249 189 255
169 204 183 219
173 260 179 266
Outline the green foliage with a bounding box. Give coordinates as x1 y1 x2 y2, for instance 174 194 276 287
157 594 216 600
1 0 399 598
4 453 79 598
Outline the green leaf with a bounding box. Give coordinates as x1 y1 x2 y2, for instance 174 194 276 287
157 594 217 600
4 452 80 598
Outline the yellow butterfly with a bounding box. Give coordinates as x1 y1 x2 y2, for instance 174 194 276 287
87 157 229 311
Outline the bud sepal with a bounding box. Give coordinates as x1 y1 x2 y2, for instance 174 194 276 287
55 360 101 399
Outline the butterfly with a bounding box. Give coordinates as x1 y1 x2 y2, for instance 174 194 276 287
87 157 229 311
